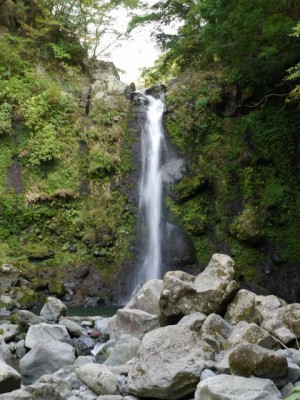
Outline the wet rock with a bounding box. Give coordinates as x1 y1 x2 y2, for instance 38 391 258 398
228 343 288 379
25 323 70 349
160 254 237 318
195 374 282 400
76 363 119 396
161 158 185 183
0 360 21 394
40 297 67 323
109 309 160 341
127 325 214 399
20 339 75 384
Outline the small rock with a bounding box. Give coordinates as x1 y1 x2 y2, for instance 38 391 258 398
40 297 67 323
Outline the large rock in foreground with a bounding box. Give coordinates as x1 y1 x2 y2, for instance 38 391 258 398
0 360 21 394
20 339 75 384
128 325 214 399
160 254 238 318
195 374 282 400
75 363 119 396
109 309 160 341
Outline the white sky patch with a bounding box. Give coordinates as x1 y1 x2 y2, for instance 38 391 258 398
97 3 160 84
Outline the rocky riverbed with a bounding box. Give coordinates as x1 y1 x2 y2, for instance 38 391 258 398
0 254 299 399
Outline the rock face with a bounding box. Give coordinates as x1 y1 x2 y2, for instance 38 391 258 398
195 374 282 400
160 254 238 318
128 325 214 399
75 363 119 396
228 343 288 379
20 339 76 384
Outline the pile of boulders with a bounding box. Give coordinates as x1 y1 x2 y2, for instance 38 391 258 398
1 254 299 399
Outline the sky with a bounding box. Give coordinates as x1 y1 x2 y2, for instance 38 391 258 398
99 2 161 84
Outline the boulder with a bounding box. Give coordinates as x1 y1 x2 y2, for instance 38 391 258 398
255 294 286 320
127 325 214 399
40 297 67 323
73 335 95 356
17 310 45 326
0 389 33 399
200 314 233 352
125 279 163 316
225 321 279 350
261 304 300 344
0 360 21 394
75 363 119 396
160 254 237 318
20 339 75 384
59 318 86 337
225 289 258 325
0 323 21 341
104 334 141 367
228 343 288 379
177 312 207 332
195 374 282 400
24 375 72 400
109 309 160 341
25 323 70 349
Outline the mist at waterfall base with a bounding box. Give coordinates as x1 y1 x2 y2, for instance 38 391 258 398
131 91 185 296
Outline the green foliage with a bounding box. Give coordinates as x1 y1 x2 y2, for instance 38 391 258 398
0 103 12 135
284 384 300 400
132 0 300 91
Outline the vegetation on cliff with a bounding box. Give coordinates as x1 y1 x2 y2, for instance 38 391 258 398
0 0 138 306
134 0 300 301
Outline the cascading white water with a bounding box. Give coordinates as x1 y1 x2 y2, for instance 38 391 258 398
139 95 165 282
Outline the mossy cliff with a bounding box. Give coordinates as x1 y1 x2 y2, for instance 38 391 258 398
164 71 300 302
0 30 137 307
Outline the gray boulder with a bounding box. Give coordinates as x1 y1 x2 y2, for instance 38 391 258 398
195 374 282 399
0 390 33 399
160 254 237 318
225 321 279 350
25 323 70 349
178 312 207 332
200 314 233 352
0 323 21 341
261 304 300 344
40 297 67 323
225 289 258 325
125 279 163 316
24 374 72 400
95 318 110 337
228 343 288 379
255 294 286 320
20 339 75 384
128 325 214 399
0 360 21 394
18 310 45 326
75 363 119 396
109 309 160 341
104 334 141 367
60 318 86 337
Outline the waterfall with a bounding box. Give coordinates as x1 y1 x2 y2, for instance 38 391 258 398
139 94 165 283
